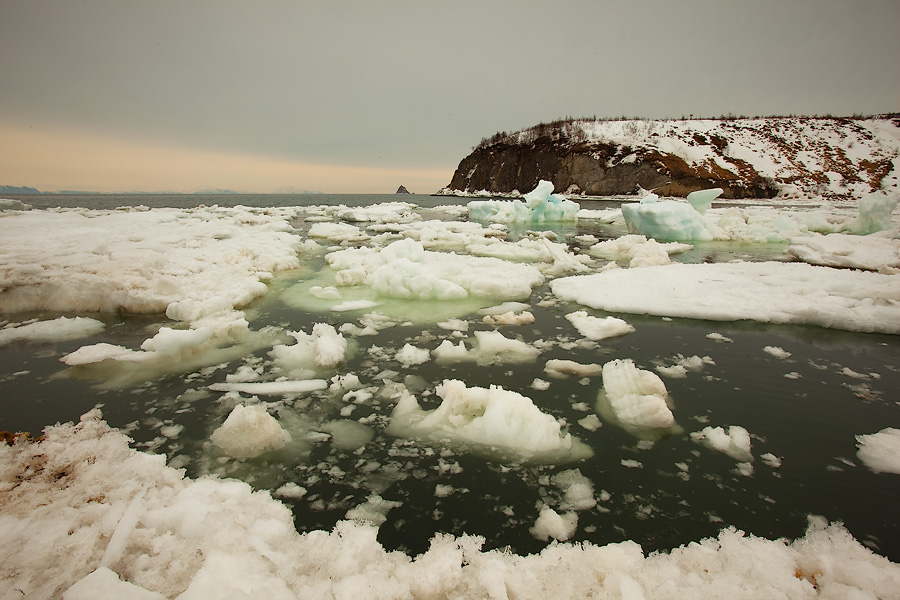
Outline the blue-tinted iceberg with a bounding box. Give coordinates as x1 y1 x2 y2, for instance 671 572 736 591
468 180 580 223
621 190 726 242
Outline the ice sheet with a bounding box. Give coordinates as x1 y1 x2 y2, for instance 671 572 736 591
552 262 900 334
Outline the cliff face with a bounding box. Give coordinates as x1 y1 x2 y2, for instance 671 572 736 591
443 116 900 200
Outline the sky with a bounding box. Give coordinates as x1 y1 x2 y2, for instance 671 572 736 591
1 0 898 194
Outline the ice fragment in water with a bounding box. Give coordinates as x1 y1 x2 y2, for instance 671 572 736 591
210 404 292 460
388 379 592 463
856 428 900 474
467 180 580 223
691 425 754 463
597 359 676 439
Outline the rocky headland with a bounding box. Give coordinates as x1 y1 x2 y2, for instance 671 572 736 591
439 115 900 201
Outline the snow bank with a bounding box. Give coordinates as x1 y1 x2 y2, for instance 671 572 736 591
467 180 580 223
856 428 900 474
3 412 898 599
0 316 105 346
388 379 592 463
551 261 900 334
597 359 677 438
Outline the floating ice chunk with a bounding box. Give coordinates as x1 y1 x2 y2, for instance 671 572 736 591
843 191 899 235
551 262 900 334
565 311 635 340
551 468 597 511
706 332 733 343
588 234 692 268
394 343 431 367
273 482 308 499
544 359 604 379
856 428 900 474
481 310 535 326
622 197 726 242
597 359 676 437
345 494 402 526
621 459 643 469
0 198 32 211
210 404 292 460
141 326 212 353
468 180 580 223
433 330 541 366
655 355 714 379
270 323 348 375
691 425 754 463
787 230 900 271
437 318 469 332
763 346 792 360
317 420 375 450
478 301 531 315
686 188 724 214
577 414 603 431
308 221 370 242
338 202 419 224
530 507 578 542
208 380 328 396
761 453 783 468
388 379 592 463
0 316 105 346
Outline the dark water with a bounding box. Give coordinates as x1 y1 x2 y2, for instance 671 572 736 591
1 194 898 561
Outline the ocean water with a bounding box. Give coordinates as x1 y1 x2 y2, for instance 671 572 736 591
1 193 898 561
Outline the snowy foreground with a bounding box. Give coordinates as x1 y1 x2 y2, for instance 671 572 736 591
1 191 900 598
2 411 899 599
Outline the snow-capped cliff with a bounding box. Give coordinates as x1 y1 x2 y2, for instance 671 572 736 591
441 115 900 201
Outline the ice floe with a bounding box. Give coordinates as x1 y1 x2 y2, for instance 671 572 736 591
856 428 900 474
467 180 580 223
552 261 900 334
597 359 677 439
388 379 592 463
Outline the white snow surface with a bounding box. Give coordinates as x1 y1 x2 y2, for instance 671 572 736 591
551 262 900 334
4 412 898 599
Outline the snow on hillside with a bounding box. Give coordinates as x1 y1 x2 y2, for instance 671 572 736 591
449 116 900 201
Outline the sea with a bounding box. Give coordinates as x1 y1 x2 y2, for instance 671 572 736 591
2 193 898 561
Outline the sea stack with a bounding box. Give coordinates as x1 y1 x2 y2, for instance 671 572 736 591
396 185 411 194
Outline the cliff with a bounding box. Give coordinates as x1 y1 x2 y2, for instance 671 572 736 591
440 115 900 200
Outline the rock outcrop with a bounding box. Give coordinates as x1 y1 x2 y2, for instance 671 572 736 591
396 185 411 194
440 116 900 200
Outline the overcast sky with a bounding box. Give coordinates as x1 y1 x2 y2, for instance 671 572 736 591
1 0 898 193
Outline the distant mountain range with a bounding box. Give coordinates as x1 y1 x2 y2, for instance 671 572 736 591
438 114 900 200
0 185 41 195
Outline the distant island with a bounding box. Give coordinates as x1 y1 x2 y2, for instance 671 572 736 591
0 185 40 195
437 114 900 200
396 185 411 194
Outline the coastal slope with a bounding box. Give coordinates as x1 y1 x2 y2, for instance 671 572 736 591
440 115 900 200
